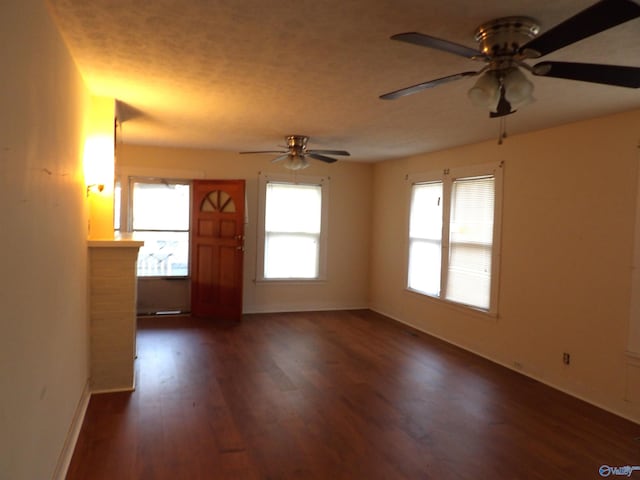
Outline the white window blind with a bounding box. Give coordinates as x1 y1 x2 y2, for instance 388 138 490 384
264 182 322 279
446 176 495 310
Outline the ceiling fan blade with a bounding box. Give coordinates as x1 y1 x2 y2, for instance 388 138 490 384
520 0 640 58
391 32 485 60
307 153 338 164
240 150 288 154
380 71 479 100
306 149 350 156
271 154 290 163
532 61 640 88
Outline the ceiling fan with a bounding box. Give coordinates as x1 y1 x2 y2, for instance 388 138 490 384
240 135 350 170
380 0 640 117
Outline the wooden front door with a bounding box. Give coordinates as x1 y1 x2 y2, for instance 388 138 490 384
190 180 245 320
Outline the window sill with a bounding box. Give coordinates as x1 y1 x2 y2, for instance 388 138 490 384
405 287 498 320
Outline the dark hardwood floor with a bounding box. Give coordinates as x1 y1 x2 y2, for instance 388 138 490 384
67 310 640 479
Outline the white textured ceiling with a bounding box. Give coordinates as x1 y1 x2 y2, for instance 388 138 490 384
47 0 640 161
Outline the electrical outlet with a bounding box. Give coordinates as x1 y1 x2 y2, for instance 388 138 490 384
563 352 571 365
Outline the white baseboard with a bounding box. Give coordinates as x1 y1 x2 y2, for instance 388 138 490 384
91 385 135 395
52 380 91 480
243 304 368 315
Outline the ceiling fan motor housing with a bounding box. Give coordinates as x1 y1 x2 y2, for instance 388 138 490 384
286 135 309 152
474 17 540 59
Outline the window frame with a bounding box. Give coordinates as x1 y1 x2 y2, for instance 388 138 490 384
406 161 503 316
123 176 192 278
256 172 330 283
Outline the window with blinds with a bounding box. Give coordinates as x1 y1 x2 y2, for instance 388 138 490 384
407 163 502 314
257 173 329 281
264 182 322 279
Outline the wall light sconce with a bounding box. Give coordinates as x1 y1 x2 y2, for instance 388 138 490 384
83 135 113 198
86 183 105 197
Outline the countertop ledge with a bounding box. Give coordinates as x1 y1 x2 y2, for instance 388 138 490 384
88 235 144 248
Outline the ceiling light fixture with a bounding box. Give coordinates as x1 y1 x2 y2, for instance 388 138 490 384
284 153 309 171
467 67 535 145
502 68 534 109
467 68 535 115
467 71 500 111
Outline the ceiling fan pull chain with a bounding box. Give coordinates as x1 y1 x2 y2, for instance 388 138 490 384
498 117 508 145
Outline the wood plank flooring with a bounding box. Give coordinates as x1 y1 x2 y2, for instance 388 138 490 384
66 310 640 479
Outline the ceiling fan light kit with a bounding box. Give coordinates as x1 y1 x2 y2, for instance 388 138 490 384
469 17 538 113
502 68 535 109
283 154 309 171
380 0 640 118
467 71 501 110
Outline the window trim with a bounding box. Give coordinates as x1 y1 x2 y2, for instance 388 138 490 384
256 172 330 283
406 161 503 316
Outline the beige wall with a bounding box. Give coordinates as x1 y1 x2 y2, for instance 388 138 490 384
370 109 640 422
117 144 373 312
0 1 91 479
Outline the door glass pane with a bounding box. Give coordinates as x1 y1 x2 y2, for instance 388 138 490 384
201 190 236 213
